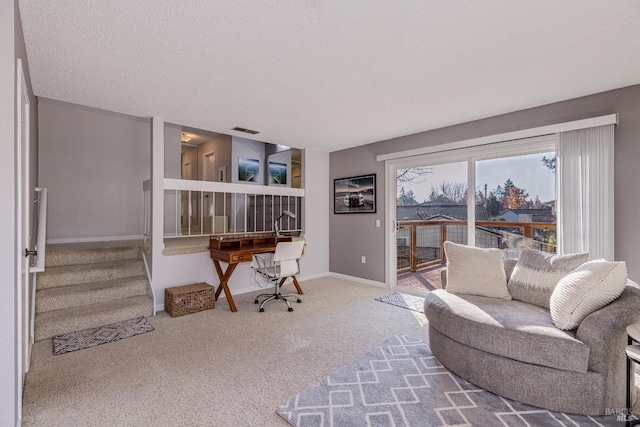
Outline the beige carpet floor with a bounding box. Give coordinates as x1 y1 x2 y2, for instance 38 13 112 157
22 276 640 426
22 277 428 426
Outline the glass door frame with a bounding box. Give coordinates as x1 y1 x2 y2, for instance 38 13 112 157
384 135 557 289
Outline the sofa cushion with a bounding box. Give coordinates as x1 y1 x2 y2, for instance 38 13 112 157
424 289 590 373
443 241 511 299
550 260 628 330
508 247 588 309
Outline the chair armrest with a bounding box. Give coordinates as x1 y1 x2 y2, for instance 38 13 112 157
252 253 272 271
576 282 640 373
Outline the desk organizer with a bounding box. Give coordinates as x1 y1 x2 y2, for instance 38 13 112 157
165 282 215 317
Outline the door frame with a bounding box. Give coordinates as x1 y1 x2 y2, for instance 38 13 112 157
202 150 215 182
384 135 557 289
15 58 32 421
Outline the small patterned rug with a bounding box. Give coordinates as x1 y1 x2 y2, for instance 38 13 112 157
276 334 628 426
375 292 425 313
53 317 154 355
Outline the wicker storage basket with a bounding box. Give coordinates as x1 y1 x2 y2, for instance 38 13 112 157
165 283 215 317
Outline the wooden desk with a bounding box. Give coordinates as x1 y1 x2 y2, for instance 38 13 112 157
208 234 303 312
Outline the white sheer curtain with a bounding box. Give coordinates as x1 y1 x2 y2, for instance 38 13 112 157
557 124 615 260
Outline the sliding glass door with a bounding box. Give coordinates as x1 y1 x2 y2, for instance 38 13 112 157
396 162 468 293
474 151 556 255
388 135 557 290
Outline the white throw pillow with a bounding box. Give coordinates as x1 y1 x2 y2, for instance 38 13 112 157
444 241 511 300
550 260 628 330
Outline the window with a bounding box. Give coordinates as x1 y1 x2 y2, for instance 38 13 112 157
392 135 556 276
475 151 556 254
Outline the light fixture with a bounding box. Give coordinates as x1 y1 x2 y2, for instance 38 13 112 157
274 210 296 237
181 132 192 143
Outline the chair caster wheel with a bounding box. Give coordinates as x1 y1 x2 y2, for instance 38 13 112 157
296 299 302 303
259 308 264 312
288 307 293 312
254 299 259 304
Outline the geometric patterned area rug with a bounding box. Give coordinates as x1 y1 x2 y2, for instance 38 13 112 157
276 334 625 426
53 317 154 355
375 292 425 313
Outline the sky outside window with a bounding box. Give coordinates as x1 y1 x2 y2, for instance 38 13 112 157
398 152 555 206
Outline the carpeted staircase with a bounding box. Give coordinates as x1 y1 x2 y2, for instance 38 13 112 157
34 241 154 342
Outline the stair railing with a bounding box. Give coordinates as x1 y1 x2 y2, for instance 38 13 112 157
28 187 47 273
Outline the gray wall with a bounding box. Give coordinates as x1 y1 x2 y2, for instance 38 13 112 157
198 134 232 182
330 84 640 282
267 149 292 187
231 136 266 185
39 99 150 242
164 123 181 179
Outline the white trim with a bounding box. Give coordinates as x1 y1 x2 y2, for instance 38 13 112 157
164 177 305 197
46 234 144 244
376 114 618 162
151 117 165 284
328 272 387 288
15 58 31 425
296 272 330 282
384 161 397 290
388 134 557 169
154 272 331 313
140 249 155 316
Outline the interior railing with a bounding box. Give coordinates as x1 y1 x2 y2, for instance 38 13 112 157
396 219 556 272
29 187 47 273
143 179 304 241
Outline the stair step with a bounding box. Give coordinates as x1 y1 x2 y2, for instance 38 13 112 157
34 295 154 342
45 243 142 268
37 259 146 290
36 276 150 314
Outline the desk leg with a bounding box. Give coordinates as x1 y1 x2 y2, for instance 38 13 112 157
212 260 238 312
279 276 304 295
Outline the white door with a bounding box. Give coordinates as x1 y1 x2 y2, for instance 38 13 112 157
203 151 215 181
16 58 32 421
181 161 192 228
203 152 215 220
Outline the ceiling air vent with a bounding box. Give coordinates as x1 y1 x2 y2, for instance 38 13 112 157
232 126 260 135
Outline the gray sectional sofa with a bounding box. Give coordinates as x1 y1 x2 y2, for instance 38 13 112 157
423 262 640 415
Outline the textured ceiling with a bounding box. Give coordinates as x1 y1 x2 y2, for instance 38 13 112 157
18 1 640 152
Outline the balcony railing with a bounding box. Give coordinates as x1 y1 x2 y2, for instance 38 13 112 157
143 178 304 242
396 220 557 272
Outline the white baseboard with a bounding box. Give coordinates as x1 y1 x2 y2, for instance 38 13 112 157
153 272 385 313
328 272 388 289
297 272 330 282
154 282 293 313
47 235 144 244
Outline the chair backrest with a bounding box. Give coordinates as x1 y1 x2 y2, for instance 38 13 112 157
272 240 305 263
272 240 305 278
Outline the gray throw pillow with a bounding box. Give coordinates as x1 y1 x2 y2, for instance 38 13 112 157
507 246 588 309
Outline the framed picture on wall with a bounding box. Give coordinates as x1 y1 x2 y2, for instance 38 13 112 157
334 174 376 214
238 157 259 182
268 161 287 185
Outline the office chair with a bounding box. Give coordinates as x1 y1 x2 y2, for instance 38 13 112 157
252 240 305 312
